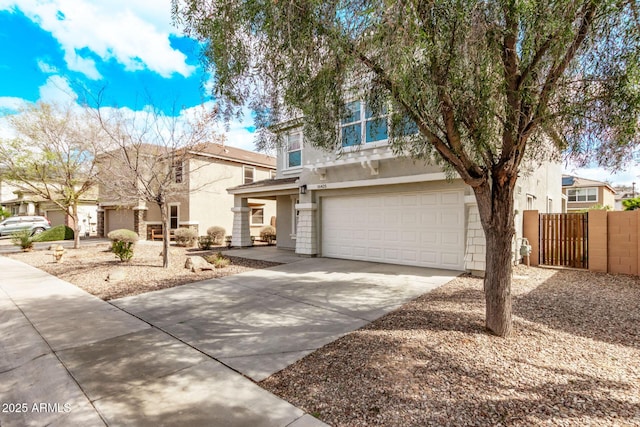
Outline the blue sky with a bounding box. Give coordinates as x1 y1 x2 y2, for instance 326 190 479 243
0 0 637 186
0 0 256 150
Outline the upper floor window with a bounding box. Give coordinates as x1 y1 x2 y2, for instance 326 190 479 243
173 161 183 183
286 133 302 168
341 102 419 148
243 166 255 184
568 188 597 202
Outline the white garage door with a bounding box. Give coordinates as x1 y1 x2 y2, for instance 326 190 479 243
322 190 465 270
106 209 135 233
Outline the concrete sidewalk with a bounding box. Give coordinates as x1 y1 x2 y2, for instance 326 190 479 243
0 256 325 427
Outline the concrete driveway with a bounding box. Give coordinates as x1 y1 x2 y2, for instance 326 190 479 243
112 257 460 381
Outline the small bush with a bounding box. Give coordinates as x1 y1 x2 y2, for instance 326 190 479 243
260 225 276 244
205 251 230 268
198 235 215 250
35 225 74 242
11 229 34 251
107 229 139 243
107 229 139 262
174 227 198 247
112 241 135 262
206 226 226 244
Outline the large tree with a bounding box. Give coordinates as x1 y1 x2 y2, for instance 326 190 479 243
173 0 640 335
0 102 102 249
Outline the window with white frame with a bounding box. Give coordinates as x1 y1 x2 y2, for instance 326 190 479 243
285 132 302 168
547 198 553 213
251 208 264 225
243 166 255 184
526 194 534 210
341 101 389 147
567 188 597 202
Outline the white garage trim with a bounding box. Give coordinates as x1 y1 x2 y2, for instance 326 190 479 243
321 190 465 270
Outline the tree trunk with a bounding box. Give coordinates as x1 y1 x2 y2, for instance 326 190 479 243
159 202 170 268
71 202 81 249
473 177 516 337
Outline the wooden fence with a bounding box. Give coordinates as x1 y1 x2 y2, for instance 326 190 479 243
539 213 588 268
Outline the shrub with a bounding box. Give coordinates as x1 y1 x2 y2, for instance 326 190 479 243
206 226 226 244
11 229 34 251
198 235 215 250
174 227 198 247
35 225 74 242
205 251 230 268
107 229 139 262
260 225 276 244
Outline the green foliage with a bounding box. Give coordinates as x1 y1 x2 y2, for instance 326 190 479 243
205 251 230 268
0 207 11 220
622 197 640 211
107 229 139 262
197 235 215 250
112 241 135 262
35 225 74 242
206 226 226 244
10 229 34 251
107 229 139 243
174 227 198 247
260 225 276 243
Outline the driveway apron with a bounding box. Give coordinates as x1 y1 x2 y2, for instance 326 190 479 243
0 256 325 427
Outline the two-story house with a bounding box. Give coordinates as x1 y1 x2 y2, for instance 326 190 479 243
228 112 562 275
562 175 616 211
98 143 276 240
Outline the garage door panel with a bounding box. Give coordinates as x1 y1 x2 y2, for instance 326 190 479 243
322 190 464 270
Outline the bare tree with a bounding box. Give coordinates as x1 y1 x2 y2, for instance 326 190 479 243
92 98 220 268
0 102 102 249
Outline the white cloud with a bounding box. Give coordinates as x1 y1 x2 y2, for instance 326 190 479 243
36 59 58 74
3 0 195 79
38 75 78 104
0 96 26 112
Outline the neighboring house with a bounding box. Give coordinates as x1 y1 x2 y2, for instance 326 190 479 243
0 178 98 235
97 143 276 240
614 188 636 211
228 115 562 274
562 175 616 211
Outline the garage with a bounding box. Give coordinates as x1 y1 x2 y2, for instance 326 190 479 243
105 208 135 234
46 210 67 227
321 190 465 270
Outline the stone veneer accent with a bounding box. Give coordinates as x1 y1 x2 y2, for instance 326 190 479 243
97 210 105 237
133 208 146 239
231 206 252 247
295 203 318 256
464 204 486 273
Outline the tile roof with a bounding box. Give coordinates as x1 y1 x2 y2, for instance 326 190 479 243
193 143 276 168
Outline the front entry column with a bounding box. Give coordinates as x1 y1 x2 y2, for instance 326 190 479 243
295 202 318 256
231 196 252 247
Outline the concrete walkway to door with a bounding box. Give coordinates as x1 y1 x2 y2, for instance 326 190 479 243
113 256 461 381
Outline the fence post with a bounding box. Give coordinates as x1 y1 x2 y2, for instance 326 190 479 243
523 210 539 267
588 210 608 273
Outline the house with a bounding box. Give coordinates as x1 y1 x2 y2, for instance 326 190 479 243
614 188 636 211
228 115 562 274
97 143 276 240
0 178 98 235
561 175 616 211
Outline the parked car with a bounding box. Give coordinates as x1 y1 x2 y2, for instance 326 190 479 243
0 216 51 236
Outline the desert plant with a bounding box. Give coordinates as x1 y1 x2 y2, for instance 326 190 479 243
35 225 74 242
260 225 276 244
198 235 215 250
206 251 230 268
206 226 226 244
107 228 139 262
11 229 34 251
174 227 198 247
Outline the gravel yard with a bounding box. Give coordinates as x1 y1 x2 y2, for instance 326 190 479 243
5 242 280 300
261 266 640 427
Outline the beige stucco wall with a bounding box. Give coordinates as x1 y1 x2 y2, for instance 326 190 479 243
276 195 296 249
187 157 276 237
